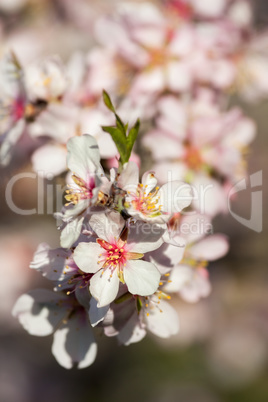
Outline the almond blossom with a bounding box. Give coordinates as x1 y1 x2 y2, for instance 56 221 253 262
142 93 256 215
101 286 179 345
118 161 193 223
12 289 97 369
9 0 262 371
59 134 108 248
0 52 42 165
73 212 165 307
163 213 229 302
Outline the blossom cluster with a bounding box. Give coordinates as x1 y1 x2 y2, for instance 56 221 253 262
7 0 262 369
13 124 229 368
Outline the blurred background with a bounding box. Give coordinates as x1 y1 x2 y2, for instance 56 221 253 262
0 1 267 401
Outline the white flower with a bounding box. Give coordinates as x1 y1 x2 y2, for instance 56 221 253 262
60 134 108 248
12 289 97 369
24 56 68 102
0 52 26 165
119 162 192 223
164 214 229 302
102 290 179 345
29 242 94 305
73 212 164 307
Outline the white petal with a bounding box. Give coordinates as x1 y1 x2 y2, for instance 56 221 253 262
148 238 185 269
189 234 229 261
157 96 187 137
30 243 71 281
131 67 165 93
127 221 165 253
159 181 192 214
166 61 192 92
31 144 67 177
97 132 118 158
117 313 146 346
60 215 85 249
118 161 139 191
0 119 25 165
52 309 97 369
89 297 110 327
163 265 193 293
145 298 179 338
28 103 78 142
142 130 184 161
75 286 91 309
12 289 69 336
124 260 160 296
90 268 120 307
63 199 91 220
178 213 212 244
73 242 101 273
67 134 102 182
142 171 158 195
178 268 211 303
192 0 226 17
89 211 125 242
152 161 188 184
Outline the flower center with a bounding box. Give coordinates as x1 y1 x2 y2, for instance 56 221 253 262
184 145 203 170
97 238 127 281
12 97 25 121
130 184 162 217
166 0 193 20
97 238 144 282
65 175 95 205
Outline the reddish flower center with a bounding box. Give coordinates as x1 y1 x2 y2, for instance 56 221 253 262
184 145 203 170
97 238 127 272
12 97 25 121
129 184 162 217
166 0 192 19
65 175 96 205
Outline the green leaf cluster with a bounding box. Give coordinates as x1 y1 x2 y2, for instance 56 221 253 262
102 90 140 167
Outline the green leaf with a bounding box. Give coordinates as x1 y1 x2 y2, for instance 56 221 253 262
101 91 140 166
102 125 128 164
115 113 126 137
126 119 140 160
102 90 115 113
